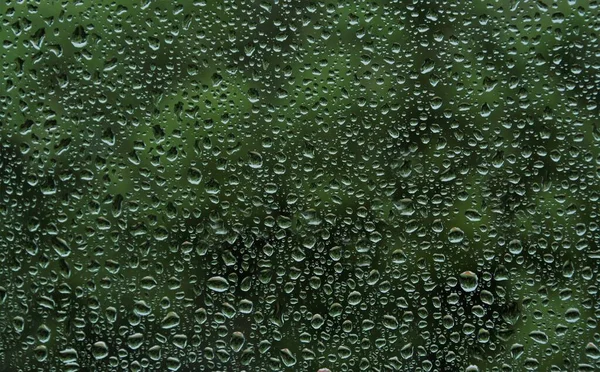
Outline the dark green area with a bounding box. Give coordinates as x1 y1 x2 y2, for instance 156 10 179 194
0 0 599 371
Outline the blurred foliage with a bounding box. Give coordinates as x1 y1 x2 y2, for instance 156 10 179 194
0 0 599 371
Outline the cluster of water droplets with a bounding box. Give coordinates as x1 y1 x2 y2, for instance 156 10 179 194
0 0 599 371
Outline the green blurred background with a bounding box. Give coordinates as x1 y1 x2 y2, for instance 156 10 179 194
0 0 599 371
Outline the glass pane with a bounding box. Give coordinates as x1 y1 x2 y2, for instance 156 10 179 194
0 1 598 371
